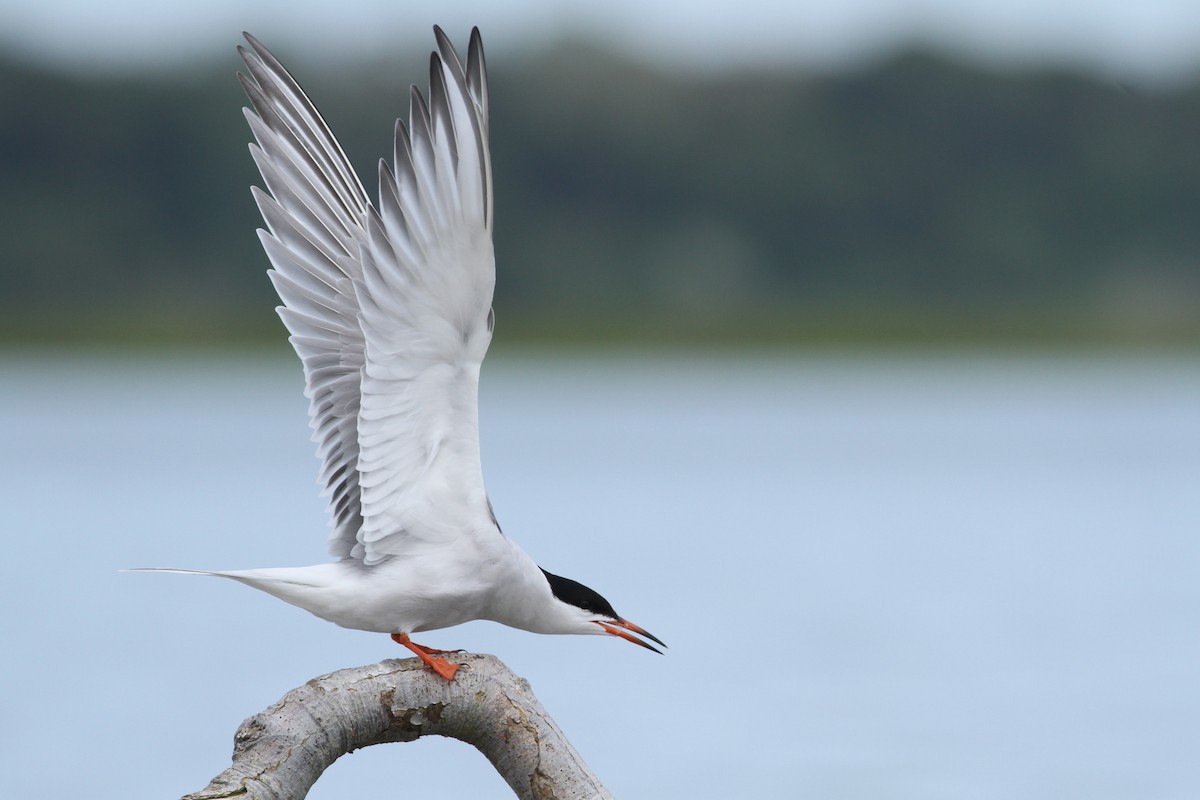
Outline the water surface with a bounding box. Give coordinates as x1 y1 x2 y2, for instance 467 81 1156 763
2 349 1196 798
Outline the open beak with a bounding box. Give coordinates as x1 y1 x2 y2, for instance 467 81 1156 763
595 619 666 654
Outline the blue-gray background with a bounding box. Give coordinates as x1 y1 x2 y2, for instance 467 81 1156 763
2 2 1198 797
4 350 1197 798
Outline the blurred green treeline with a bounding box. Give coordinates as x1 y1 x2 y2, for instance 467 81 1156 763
1 40 1198 346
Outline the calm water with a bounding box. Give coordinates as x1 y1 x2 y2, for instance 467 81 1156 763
2 348 1197 799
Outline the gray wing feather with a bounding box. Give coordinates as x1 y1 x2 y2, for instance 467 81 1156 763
240 29 495 563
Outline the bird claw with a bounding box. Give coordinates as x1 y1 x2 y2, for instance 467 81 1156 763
425 656 462 681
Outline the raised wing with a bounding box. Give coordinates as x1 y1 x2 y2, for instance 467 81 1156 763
240 28 496 565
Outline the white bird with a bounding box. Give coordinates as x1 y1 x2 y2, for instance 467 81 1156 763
133 27 663 681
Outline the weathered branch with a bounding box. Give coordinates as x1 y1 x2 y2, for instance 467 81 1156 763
183 654 613 800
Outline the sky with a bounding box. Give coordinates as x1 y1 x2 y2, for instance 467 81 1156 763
5 0 1200 83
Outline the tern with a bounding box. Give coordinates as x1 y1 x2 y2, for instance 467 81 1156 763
133 28 663 680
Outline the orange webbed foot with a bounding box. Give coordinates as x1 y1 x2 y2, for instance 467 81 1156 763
391 633 463 681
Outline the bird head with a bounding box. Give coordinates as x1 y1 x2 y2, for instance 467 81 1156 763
540 569 665 653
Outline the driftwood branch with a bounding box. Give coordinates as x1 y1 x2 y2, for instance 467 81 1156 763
183 654 613 800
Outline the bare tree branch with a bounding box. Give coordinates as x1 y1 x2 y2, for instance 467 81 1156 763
182 654 613 800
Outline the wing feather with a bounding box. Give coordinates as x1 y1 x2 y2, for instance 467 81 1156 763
240 28 496 565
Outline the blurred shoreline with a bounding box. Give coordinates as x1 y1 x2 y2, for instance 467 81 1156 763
3 306 1196 352
3 41 1197 354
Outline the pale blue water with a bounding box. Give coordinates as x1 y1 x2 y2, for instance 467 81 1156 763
2 349 1197 798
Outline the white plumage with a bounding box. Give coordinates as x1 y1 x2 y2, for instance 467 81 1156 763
133 27 661 679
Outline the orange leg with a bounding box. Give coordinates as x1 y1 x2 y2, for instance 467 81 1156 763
391 632 461 681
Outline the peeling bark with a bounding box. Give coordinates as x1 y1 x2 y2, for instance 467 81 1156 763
182 654 613 800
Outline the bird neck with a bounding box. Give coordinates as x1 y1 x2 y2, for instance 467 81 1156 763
484 542 587 635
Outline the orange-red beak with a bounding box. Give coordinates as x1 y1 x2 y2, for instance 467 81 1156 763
595 619 666 654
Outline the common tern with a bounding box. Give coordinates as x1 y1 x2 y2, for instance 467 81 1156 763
133 27 663 680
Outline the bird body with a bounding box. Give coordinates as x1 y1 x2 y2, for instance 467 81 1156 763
153 536 555 636
133 27 662 678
